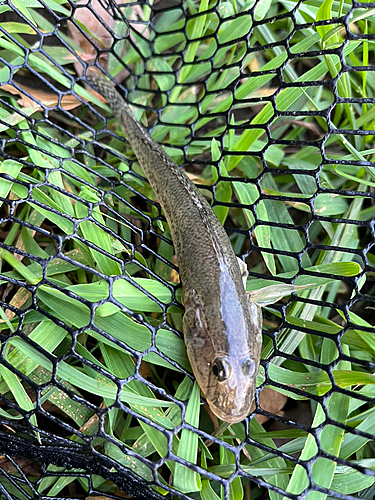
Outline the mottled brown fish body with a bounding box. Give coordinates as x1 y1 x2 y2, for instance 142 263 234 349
87 75 262 423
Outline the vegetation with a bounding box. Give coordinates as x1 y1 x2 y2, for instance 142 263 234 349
0 0 374 499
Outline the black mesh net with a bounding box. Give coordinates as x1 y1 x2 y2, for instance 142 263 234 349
0 0 374 499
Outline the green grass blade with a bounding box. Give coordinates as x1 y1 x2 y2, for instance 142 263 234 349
173 381 201 493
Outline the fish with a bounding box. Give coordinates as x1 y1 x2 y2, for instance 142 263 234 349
86 73 262 423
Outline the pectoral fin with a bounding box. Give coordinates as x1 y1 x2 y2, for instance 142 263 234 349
247 283 315 307
237 257 248 289
236 257 315 307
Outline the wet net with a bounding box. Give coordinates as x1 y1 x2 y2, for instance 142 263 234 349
0 0 374 499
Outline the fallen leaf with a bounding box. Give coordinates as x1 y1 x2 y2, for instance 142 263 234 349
0 83 81 111
253 386 287 424
5 287 31 320
68 0 149 82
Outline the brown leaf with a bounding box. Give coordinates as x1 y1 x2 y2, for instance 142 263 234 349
0 83 81 111
4 287 30 321
0 456 40 476
290 119 321 136
68 0 149 82
253 387 287 424
169 254 180 284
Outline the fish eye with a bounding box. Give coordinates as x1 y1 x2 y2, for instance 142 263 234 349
212 358 231 382
242 357 256 377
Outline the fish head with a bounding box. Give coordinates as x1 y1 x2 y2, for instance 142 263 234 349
204 352 258 423
183 292 262 424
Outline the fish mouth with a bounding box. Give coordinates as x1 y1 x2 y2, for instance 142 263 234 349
207 398 249 424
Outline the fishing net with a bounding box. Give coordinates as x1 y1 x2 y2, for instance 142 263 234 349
0 0 374 499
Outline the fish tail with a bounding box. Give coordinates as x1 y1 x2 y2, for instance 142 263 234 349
86 73 131 123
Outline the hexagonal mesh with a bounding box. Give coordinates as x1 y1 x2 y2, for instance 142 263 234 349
0 1 374 500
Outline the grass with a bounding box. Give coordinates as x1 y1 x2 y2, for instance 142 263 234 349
0 0 374 499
